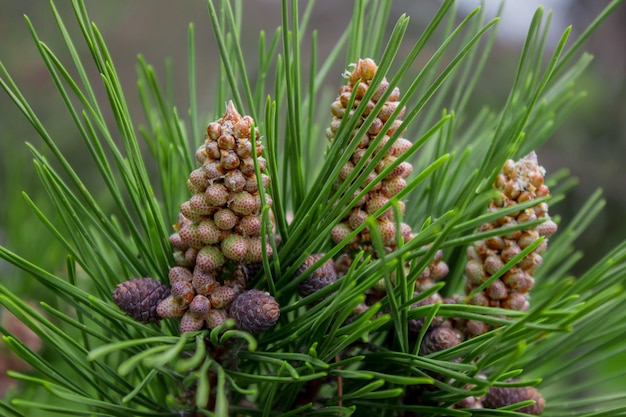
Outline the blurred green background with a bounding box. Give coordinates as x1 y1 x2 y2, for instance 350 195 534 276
0 0 624 395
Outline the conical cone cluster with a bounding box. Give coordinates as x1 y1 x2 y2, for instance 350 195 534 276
463 152 557 336
294 58 449 317
405 154 553 413
155 101 278 333
328 58 414 252
417 154 557 348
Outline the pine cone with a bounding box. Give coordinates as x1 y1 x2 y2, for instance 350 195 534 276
407 294 444 334
327 58 413 253
295 254 338 297
229 289 280 333
325 58 439 317
462 152 557 337
483 384 545 415
419 325 463 355
170 101 273 275
113 277 170 323
155 101 277 333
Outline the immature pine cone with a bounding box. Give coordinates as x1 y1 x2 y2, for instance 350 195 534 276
419 325 463 355
483 384 545 415
328 58 413 253
463 152 557 337
229 289 280 334
324 58 452 318
156 102 278 333
295 253 338 297
113 277 170 323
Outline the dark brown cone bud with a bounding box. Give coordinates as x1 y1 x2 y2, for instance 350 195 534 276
407 294 444 334
483 384 545 415
112 277 170 323
295 254 338 297
229 289 280 334
419 326 463 355
231 262 263 287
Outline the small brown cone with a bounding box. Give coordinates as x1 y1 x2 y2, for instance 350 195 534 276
229 289 280 333
295 254 338 297
112 277 170 323
483 384 545 415
419 326 463 355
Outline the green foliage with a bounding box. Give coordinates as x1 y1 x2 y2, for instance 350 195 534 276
0 0 625 416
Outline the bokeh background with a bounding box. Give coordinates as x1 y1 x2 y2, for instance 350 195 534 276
0 0 624 396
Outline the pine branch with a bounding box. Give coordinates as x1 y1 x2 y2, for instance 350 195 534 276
0 0 625 416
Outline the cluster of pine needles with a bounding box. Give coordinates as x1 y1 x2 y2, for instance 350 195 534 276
0 0 625 416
